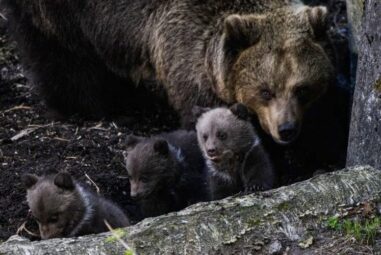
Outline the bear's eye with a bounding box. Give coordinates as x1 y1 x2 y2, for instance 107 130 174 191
203 134 208 141
140 176 149 183
295 86 311 104
48 214 59 223
216 131 227 141
260 88 273 101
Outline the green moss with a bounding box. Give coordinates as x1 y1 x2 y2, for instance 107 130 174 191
277 202 290 211
105 228 127 243
247 218 261 228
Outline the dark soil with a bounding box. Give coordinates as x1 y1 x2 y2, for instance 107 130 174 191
0 0 351 242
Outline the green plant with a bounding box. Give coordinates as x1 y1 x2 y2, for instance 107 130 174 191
104 221 135 255
327 216 340 230
326 216 381 244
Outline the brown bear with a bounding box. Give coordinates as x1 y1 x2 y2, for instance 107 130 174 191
123 130 210 217
2 0 333 144
22 172 130 239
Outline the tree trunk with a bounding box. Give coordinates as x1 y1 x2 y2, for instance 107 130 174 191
0 166 380 254
346 0 381 168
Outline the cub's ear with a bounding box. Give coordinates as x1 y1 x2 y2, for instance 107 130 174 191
22 174 39 189
153 139 169 155
192 106 211 119
298 6 328 38
224 14 262 51
125 134 143 151
54 172 75 190
230 103 249 120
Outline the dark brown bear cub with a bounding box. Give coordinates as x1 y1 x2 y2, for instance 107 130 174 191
196 104 275 200
123 130 209 218
22 172 129 239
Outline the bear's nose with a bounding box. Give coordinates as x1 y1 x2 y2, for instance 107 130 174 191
207 148 217 157
278 122 297 142
130 191 142 200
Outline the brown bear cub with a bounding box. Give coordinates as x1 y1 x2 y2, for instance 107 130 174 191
195 104 275 200
123 130 209 218
22 172 129 239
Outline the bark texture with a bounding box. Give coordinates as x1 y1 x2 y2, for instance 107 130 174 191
0 166 380 254
346 0 381 168
346 0 365 52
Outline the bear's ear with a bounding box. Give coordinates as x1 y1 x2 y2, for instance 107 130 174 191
125 134 142 151
298 6 328 38
192 105 211 119
230 103 249 120
54 172 75 190
153 139 169 156
22 174 39 189
223 14 262 52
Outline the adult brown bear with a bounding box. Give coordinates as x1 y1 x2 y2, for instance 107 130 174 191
2 0 333 145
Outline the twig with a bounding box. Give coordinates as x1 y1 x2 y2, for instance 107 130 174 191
10 127 38 141
53 137 70 142
3 104 32 113
0 12 7 21
85 173 100 194
16 221 39 237
104 221 134 254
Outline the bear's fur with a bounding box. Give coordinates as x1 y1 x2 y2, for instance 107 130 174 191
196 104 275 200
123 130 209 217
22 172 130 239
2 0 333 143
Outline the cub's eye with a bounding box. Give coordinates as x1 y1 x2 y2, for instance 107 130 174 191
48 214 59 223
32 215 40 223
216 131 227 141
140 176 149 183
260 88 273 101
203 134 208 141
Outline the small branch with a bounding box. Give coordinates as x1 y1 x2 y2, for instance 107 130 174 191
84 173 100 194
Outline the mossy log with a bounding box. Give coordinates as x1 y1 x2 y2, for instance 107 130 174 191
1 166 380 254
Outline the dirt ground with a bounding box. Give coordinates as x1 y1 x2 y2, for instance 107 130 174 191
0 0 350 241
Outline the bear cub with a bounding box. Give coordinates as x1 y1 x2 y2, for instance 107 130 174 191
22 172 129 239
195 104 276 200
123 130 209 218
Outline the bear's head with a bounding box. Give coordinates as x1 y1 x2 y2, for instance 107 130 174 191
123 135 181 200
22 172 83 240
217 6 334 144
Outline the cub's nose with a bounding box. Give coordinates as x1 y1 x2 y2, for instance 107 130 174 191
207 148 217 157
130 191 141 200
278 122 298 143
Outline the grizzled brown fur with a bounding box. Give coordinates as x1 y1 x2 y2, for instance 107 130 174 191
22 172 129 239
3 0 333 143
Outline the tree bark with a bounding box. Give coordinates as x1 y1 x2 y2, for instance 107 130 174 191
346 0 381 168
0 166 380 254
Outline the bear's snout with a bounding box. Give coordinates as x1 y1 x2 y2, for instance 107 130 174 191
278 122 299 143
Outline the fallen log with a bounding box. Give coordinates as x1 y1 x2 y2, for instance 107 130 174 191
0 165 380 254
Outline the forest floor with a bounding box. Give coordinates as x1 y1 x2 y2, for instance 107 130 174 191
0 0 360 246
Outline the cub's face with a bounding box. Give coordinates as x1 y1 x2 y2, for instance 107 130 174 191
222 6 334 144
196 106 256 163
23 173 79 239
124 137 178 200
